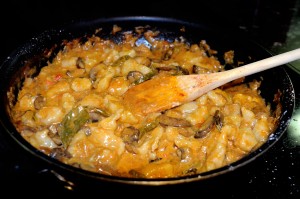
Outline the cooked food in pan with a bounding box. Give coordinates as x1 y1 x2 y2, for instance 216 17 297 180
11 26 279 178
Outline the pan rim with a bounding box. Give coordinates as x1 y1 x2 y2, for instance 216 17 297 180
0 16 295 186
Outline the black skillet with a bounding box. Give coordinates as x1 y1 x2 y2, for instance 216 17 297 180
0 16 295 188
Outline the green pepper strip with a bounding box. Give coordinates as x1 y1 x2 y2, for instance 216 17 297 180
59 106 90 148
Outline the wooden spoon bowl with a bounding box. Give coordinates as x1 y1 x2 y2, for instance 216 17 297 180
123 48 300 115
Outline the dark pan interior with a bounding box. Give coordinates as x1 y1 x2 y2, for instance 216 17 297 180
0 16 295 185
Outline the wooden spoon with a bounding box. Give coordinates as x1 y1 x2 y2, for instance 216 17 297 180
123 48 300 116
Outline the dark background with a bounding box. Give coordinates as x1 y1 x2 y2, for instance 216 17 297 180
0 0 297 62
1 0 300 198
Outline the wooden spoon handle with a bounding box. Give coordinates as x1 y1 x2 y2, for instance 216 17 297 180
221 48 300 82
184 48 300 102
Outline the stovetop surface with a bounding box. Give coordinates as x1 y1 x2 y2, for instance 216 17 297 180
0 1 300 197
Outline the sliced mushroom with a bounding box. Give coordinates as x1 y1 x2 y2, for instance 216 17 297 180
149 157 162 163
176 147 185 160
121 126 140 154
47 124 62 145
127 71 145 84
194 127 211 139
176 146 191 161
89 66 99 81
192 65 213 74
50 147 72 160
87 107 110 122
51 135 63 146
185 168 197 175
155 65 189 76
122 126 140 143
129 169 146 178
214 110 223 131
76 57 85 69
89 64 107 82
66 70 73 77
34 95 45 110
121 120 159 154
194 110 223 139
163 49 173 60
194 115 214 139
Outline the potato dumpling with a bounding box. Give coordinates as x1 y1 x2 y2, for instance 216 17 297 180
11 26 277 178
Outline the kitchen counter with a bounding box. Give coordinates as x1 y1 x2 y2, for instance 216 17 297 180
0 1 299 197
